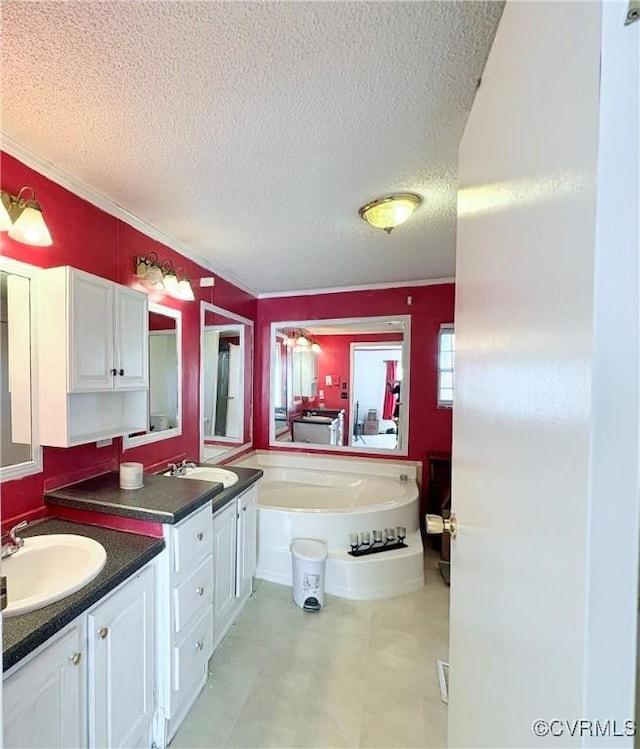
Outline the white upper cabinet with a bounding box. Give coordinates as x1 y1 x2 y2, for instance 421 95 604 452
66 270 148 392
113 285 148 390
69 272 115 391
37 266 149 446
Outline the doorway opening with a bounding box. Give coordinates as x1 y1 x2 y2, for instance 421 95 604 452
349 343 402 449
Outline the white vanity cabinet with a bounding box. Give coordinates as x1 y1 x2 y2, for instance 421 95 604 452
3 622 86 749
37 266 149 447
156 501 214 744
88 565 155 749
212 485 257 651
3 561 157 749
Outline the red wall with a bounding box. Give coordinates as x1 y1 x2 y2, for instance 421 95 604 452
255 285 455 462
0 151 256 526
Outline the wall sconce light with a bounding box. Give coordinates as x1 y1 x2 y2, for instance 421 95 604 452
358 192 422 234
135 252 165 290
0 186 53 246
134 253 195 301
284 329 322 353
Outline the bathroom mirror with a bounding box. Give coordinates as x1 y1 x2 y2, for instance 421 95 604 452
0 257 42 481
200 302 253 462
123 302 182 449
269 315 411 455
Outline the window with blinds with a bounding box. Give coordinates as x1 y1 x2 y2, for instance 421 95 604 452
437 324 454 407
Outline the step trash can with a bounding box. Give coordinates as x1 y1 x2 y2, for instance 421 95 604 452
290 538 328 611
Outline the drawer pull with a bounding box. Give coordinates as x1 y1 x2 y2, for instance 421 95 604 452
196 532 204 541
195 641 204 651
99 627 109 640
70 652 82 666
196 586 205 597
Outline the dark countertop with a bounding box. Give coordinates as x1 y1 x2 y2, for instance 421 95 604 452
209 466 263 514
45 465 263 523
3 519 164 672
45 471 224 524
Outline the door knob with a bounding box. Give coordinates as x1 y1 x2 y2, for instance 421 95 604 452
99 627 109 639
70 652 82 666
196 587 204 597
426 513 458 539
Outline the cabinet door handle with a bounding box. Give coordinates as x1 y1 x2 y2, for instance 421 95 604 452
99 627 109 639
110 368 117 376
70 652 82 666
196 587 205 597
118 369 125 376
196 532 203 541
195 641 204 651
242 506 247 513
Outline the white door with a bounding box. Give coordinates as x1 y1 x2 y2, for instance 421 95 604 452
225 342 242 439
69 270 114 392
212 502 238 633
88 566 155 749
4 624 85 748
114 285 148 390
448 3 639 747
236 487 257 599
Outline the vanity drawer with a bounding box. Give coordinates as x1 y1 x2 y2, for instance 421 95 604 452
172 502 212 577
172 605 213 701
173 554 213 633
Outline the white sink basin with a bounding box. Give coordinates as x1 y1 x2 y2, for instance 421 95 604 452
164 466 239 488
3 535 107 618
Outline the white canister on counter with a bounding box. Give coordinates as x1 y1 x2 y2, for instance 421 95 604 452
120 461 144 490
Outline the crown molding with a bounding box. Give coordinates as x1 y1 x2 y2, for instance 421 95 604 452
0 134 259 298
258 276 455 299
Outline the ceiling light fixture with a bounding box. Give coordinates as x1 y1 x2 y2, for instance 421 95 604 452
0 186 53 246
358 192 422 234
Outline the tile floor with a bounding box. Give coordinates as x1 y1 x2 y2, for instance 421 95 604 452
172 550 449 749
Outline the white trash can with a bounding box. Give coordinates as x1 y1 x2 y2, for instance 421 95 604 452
290 539 328 611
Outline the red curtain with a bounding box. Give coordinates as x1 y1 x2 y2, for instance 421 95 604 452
382 360 398 419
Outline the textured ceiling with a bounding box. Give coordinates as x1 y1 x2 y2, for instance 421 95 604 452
1 1 503 295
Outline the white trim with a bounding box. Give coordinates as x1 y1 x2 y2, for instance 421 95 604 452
1 134 259 298
258 276 455 299
122 302 183 450
199 302 254 462
0 257 43 482
269 315 411 457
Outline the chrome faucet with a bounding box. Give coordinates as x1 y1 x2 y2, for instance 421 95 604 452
1 521 28 559
167 460 197 477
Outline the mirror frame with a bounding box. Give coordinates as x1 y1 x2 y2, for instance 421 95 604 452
268 315 411 457
199 302 254 462
123 302 182 450
0 256 43 482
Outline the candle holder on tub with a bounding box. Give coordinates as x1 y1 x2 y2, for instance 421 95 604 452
348 527 407 556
